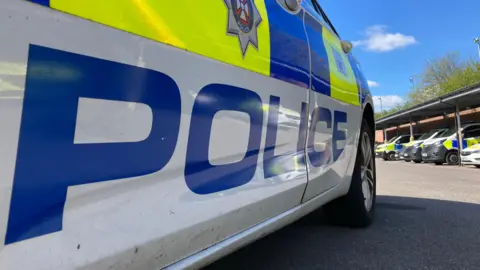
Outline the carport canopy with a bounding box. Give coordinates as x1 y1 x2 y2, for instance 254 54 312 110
376 82 480 128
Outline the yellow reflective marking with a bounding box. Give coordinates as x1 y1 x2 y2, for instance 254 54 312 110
470 144 480 150
50 0 271 76
443 139 453 149
467 138 479 147
322 28 359 106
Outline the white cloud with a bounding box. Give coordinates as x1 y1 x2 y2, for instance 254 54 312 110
353 25 417 52
367 80 380 88
373 95 405 111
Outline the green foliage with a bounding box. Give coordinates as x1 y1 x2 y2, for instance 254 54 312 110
376 52 480 119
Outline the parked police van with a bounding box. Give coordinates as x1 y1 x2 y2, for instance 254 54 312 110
422 123 480 165
0 0 376 269
402 128 448 163
375 134 417 161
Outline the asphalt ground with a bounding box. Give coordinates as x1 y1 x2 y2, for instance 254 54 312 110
205 160 480 270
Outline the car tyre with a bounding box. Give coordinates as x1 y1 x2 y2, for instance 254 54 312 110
323 119 375 228
404 160 410 163
434 162 443 165
388 152 396 161
445 151 459 165
413 160 421 164
475 165 480 169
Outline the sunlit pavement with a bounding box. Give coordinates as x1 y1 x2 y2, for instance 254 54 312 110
205 160 480 270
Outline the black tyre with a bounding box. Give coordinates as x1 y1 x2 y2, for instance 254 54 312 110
404 160 410 163
323 119 375 228
434 162 443 165
388 152 396 161
475 165 480 169
445 151 459 165
413 160 421 164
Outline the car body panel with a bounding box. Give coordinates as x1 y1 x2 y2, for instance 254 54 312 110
403 129 448 162
0 0 373 269
461 144 480 166
422 124 480 163
300 1 362 201
375 135 415 159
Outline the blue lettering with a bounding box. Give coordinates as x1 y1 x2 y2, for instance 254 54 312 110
6 45 351 245
297 102 309 162
307 107 332 167
332 110 347 161
5 45 181 244
263 97 308 178
184 84 263 194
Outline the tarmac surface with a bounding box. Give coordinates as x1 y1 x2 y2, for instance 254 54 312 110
205 160 480 270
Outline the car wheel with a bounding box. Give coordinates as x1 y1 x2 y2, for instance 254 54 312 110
445 151 459 165
434 162 443 165
413 160 421 164
475 165 480 169
388 152 396 161
404 160 410 163
323 119 375 228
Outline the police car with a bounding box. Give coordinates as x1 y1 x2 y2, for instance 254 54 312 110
422 123 480 165
402 128 448 163
0 0 376 269
461 144 480 168
375 134 416 161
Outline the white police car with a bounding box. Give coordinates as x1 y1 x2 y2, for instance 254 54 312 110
461 144 480 168
0 0 376 269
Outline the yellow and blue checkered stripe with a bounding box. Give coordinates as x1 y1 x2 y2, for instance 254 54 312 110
28 0 362 106
444 138 480 150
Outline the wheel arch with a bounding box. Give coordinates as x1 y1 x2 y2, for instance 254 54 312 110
362 101 375 142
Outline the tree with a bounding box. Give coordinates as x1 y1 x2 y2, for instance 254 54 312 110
375 51 480 120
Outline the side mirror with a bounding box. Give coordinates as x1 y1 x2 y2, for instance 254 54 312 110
341 40 353 54
278 0 302 13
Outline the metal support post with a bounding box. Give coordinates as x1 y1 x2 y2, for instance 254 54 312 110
455 104 463 166
383 127 387 143
409 115 414 142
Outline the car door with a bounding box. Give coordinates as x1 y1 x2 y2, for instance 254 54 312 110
301 0 363 201
0 0 311 269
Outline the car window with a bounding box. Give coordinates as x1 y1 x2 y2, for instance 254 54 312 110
461 126 475 137
396 136 410 144
432 129 447 138
418 131 433 140
303 0 340 37
465 127 480 138
413 134 422 140
386 136 397 143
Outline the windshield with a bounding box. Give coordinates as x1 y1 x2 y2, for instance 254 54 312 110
432 129 448 139
438 128 456 138
386 136 397 143
417 131 435 140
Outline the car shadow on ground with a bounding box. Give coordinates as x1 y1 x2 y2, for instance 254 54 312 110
204 196 480 270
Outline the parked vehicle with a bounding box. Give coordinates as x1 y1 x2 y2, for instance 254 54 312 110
403 128 448 163
375 136 397 159
395 133 424 161
461 144 480 168
0 0 377 269
395 147 409 161
422 123 480 165
376 134 420 161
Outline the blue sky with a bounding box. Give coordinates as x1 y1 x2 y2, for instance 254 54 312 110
321 0 480 110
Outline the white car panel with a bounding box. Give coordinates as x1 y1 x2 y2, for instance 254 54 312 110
0 0 373 269
0 2 308 269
